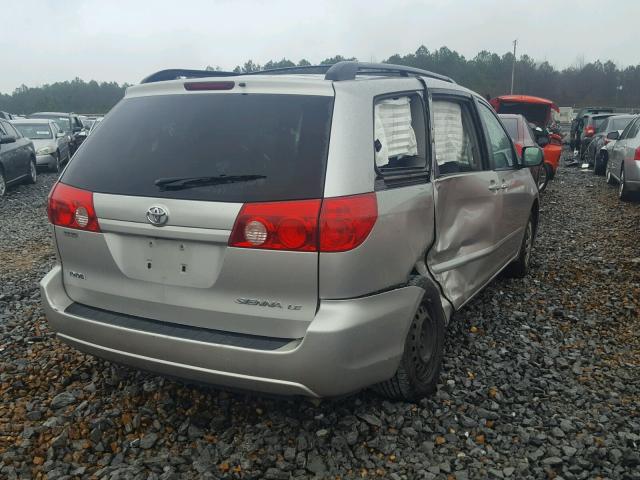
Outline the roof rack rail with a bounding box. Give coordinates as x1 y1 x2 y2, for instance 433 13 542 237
140 61 455 85
323 61 455 83
141 69 237 84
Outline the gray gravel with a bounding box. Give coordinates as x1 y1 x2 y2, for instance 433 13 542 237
1 167 639 480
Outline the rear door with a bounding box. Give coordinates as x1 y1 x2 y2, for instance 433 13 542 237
3 122 30 175
611 118 639 178
477 101 532 265
427 93 503 309
55 88 334 339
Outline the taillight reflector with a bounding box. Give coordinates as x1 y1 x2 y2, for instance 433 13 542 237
47 182 100 232
585 126 595 137
634 147 640 161
228 193 378 252
184 81 235 91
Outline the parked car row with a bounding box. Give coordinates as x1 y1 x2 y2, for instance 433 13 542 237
0 110 104 196
490 95 563 191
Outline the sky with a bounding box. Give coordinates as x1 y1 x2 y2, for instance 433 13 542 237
1 0 638 94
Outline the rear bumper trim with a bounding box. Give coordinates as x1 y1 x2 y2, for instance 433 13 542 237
65 302 293 351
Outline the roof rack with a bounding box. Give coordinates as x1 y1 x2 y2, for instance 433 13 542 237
323 61 455 83
140 61 455 84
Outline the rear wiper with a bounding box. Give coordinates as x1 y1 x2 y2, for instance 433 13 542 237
154 174 266 191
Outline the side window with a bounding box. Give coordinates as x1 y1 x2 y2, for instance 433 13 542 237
478 103 517 169
619 118 637 140
625 118 640 139
0 122 7 136
374 93 427 173
432 98 482 175
3 122 19 138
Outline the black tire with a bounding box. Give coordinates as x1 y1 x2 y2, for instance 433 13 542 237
619 168 632 201
25 159 37 184
375 301 444 401
50 152 61 172
593 151 606 176
537 163 551 193
504 214 534 278
0 169 6 197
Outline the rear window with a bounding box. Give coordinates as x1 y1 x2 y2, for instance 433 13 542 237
61 94 334 202
501 118 518 140
611 117 634 131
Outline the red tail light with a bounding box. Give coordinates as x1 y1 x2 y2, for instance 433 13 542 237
47 183 100 232
229 193 377 252
319 193 377 252
229 199 321 251
584 126 595 137
634 147 640 161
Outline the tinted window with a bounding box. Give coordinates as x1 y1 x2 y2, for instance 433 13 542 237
433 99 482 174
374 93 427 173
14 123 53 139
62 94 334 202
479 103 516 169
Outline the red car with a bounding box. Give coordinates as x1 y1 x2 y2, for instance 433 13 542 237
499 113 548 191
490 95 562 181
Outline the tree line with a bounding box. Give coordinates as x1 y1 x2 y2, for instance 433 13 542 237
2 46 639 114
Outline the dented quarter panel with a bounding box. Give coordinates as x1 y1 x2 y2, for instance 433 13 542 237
319 183 435 299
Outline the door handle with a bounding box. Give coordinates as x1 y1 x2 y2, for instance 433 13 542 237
500 183 509 190
488 184 500 192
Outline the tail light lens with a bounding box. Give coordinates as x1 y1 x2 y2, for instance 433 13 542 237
229 193 377 252
634 147 640 161
319 193 377 252
47 182 100 232
585 126 595 137
229 199 321 251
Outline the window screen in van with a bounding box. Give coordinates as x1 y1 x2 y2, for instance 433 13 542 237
61 94 334 202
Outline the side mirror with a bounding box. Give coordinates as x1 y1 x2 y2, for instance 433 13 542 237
537 136 550 147
0 134 17 145
522 146 544 167
607 131 619 140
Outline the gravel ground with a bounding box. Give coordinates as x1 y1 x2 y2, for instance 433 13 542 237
1 167 639 480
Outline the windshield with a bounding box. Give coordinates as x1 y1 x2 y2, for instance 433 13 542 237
30 114 72 133
62 93 334 202
14 123 53 139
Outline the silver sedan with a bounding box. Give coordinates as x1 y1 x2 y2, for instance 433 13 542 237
607 115 640 201
11 119 70 172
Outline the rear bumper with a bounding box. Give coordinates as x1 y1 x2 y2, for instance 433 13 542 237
40 265 423 397
624 161 640 190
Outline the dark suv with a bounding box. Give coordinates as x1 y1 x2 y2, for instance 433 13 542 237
570 107 614 150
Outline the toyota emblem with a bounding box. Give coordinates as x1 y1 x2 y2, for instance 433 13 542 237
146 206 169 226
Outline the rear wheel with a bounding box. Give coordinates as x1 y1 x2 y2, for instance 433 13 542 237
505 214 534 278
26 160 37 184
0 170 6 197
593 151 606 176
619 168 631 201
537 164 551 192
50 152 61 172
375 301 444 401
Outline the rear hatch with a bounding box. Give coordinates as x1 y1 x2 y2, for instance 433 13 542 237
52 82 334 339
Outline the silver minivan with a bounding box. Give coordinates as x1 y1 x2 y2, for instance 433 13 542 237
40 62 543 400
